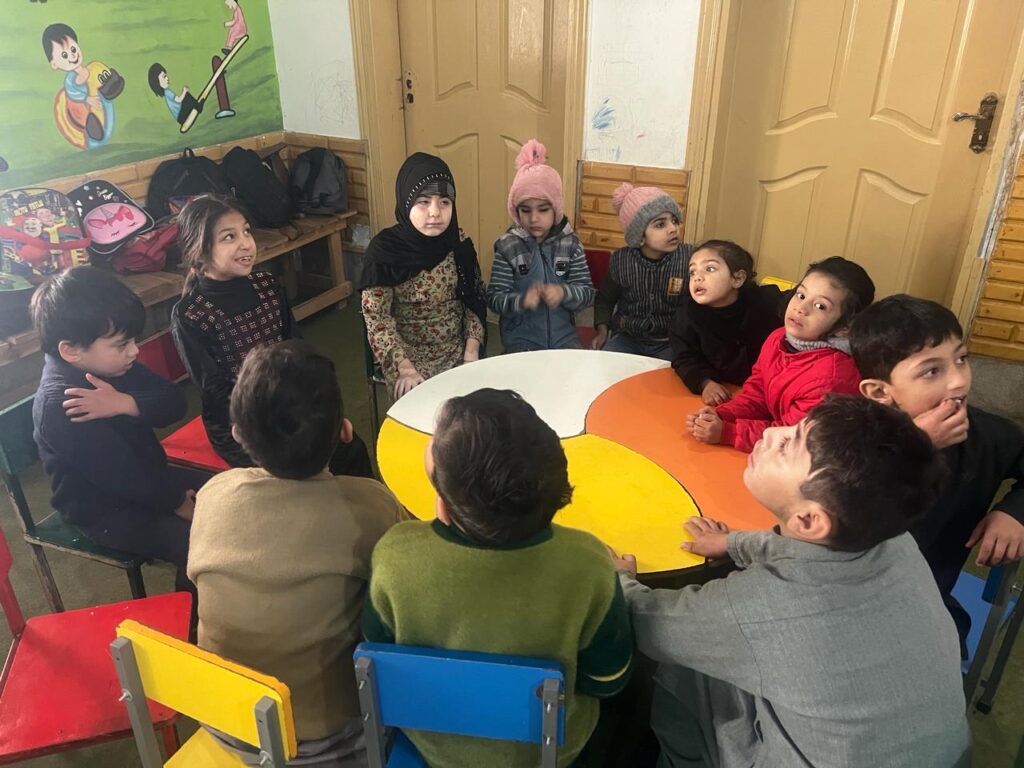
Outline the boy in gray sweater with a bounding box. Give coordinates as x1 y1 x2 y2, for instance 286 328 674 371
614 396 969 768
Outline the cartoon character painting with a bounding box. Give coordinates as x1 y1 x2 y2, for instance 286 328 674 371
148 63 204 127
43 23 124 150
223 0 248 54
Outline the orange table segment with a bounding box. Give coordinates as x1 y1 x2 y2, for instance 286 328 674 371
586 368 776 533
377 418 704 574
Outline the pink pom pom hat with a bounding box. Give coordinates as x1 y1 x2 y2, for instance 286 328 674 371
507 139 564 225
611 182 682 248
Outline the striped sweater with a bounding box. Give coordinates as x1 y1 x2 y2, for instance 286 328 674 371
594 244 695 340
487 218 594 350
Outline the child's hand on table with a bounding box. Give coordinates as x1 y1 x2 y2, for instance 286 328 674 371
605 544 638 578
688 406 723 444
592 325 609 350
682 516 730 559
701 380 731 406
967 510 1024 567
522 282 544 310
63 374 140 422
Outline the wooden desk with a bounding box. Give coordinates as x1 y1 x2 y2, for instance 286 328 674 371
377 350 774 577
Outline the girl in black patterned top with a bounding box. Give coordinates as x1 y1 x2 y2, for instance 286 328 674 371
171 195 371 476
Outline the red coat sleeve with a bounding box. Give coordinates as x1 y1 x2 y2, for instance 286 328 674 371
718 349 861 453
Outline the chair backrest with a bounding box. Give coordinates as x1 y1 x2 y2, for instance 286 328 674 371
353 643 565 745
760 275 796 291
0 526 26 638
0 395 39 477
584 249 611 291
113 620 297 759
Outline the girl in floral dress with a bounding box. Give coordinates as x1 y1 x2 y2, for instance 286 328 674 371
361 153 487 398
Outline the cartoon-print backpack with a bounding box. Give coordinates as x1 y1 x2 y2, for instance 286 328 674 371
68 180 154 262
0 187 90 278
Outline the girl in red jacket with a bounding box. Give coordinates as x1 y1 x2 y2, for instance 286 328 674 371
687 257 874 452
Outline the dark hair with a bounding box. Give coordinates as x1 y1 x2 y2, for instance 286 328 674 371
694 239 755 282
802 256 875 329
147 63 166 97
31 266 144 355
42 23 77 61
848 295 963 382
800 395 945 552
230 340 343 480
177 194 252 295
430 389 573 546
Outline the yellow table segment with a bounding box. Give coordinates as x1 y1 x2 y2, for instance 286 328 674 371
377 417 704 574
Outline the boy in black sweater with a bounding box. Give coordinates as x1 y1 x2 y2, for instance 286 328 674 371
31 266 197 597
850 295 1024 646
669 240 785 405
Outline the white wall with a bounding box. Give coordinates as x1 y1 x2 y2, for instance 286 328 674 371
583 0 701 168
267 0 361 138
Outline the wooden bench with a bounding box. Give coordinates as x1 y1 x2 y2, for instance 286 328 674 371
0 131 371 392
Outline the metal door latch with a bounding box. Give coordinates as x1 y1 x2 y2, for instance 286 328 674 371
953 93 998 153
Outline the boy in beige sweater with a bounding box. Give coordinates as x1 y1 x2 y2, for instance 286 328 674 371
188 340 405 766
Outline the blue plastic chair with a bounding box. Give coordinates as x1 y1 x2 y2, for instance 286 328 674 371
954 561 1021 712
353 642 566 768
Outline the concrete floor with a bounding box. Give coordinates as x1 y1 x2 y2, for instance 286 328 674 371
1 300 1022 766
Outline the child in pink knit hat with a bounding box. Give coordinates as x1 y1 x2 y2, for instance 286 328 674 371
487 139 594 352
592 182 693 359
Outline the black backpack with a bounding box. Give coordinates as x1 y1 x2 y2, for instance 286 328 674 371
147 148 230 219
222 146 293 228
290 147 349 215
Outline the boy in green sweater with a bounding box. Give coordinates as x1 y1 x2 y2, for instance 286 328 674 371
363 388 634 767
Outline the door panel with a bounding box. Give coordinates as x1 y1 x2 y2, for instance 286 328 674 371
398 0 570 278
705 0 1024 302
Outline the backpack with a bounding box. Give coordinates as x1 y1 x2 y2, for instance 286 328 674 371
69 179 154 262
0 187 90 278
147 148 230 219
222 146 293 228
290 147 349 215
112 217 180 274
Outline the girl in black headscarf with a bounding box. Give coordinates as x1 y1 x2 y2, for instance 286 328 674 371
361 153 487 398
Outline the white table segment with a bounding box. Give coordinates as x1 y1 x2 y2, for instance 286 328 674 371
385 349 668 438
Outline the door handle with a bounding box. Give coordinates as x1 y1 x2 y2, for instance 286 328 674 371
952 93 998 153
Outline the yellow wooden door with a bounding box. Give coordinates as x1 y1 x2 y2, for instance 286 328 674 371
703 0 1024 302
397 0 573 277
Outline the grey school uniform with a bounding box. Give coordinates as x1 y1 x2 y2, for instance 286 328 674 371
621 531 969 768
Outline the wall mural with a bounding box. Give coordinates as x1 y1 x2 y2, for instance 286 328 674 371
2 0 282 187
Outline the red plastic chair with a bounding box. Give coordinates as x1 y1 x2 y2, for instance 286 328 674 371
160 416 230 473
577 249 611 347
136 331 188 382
0 527 190 764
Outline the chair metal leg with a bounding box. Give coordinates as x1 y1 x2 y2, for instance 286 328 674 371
27 542 65 613
126 564 147 600
355 656 387 768
975 579 1023 713
541 678 560 768
160 722 181 757
964 564 1018 706
255 696 288 768
110 637 164 768
367 379 381 444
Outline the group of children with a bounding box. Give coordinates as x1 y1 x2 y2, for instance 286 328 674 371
23 135 1024 767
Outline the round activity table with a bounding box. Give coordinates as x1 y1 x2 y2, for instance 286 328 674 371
376 350 774 577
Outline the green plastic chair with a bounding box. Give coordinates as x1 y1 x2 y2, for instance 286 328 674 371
0 394 148 613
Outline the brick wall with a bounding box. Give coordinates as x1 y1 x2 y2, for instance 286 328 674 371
969 174 1024 361
575 161 689 249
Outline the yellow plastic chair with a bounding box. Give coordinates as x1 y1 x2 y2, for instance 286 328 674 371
760 275 796 291
110 619 298 768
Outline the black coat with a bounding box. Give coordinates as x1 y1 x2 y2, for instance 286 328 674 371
669 283 787 394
